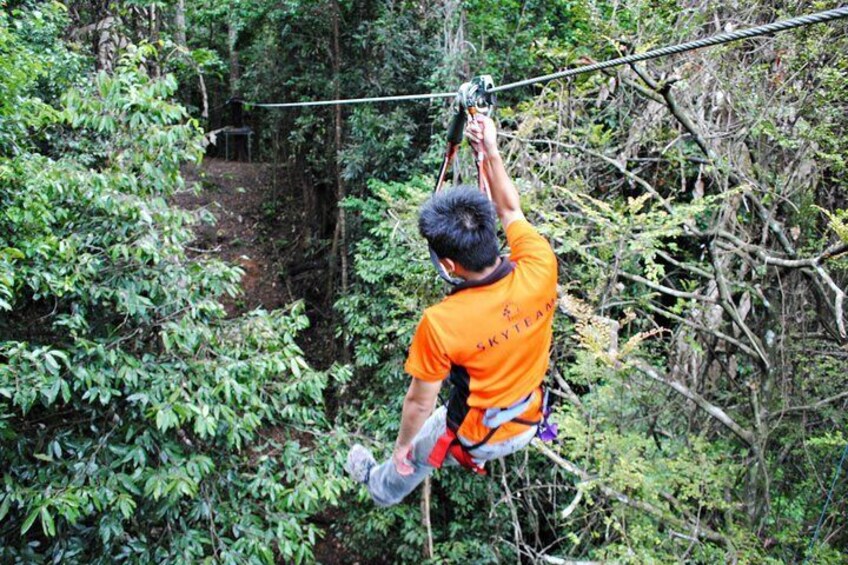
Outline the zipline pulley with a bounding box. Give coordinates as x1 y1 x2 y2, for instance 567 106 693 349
459 75 496 117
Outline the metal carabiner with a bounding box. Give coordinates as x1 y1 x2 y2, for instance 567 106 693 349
458 75 496 199
458 75 495 117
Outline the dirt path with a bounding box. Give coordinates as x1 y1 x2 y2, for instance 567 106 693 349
175 158 354 564
177 158 336 369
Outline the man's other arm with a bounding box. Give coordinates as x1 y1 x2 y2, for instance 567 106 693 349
466 114 525 229
393 378 441 475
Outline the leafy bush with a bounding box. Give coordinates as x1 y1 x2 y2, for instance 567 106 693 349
0 7 346 563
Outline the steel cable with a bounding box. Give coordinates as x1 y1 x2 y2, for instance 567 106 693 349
250 7 848 108
490 7 848 93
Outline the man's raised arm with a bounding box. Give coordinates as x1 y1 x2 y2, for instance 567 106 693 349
466 115 525 228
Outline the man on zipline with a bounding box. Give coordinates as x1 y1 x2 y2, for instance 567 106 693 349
345 114 558 506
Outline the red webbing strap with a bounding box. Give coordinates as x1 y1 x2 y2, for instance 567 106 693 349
468 110 492 201
427 428 456 468
434 126 491 200
427 427 487 475
476 157 491 200
449 442 487 475
434 142 460 193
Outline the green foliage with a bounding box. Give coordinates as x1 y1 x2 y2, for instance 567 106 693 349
460 0 589 82
341 107 422 184
4 1 847 563
0 7 344 562
229 0 448 201
336 176 438 371
820 207 848 243
0 2 82 154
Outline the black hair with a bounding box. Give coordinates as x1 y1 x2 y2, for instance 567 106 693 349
418 185 499 272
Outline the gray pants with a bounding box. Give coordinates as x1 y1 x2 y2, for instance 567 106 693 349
367 406 537 507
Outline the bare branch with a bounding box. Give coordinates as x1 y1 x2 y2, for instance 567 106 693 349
640 302 762 360
499 132 674 211
630 63 714 161
534 440 730 546
709 247 771 370
714 229 847 339
617 269 716 303
553 369 585 412
630 360 756 447
656 249 714 279
770 390 848 418
421 478 434 559
813 264 847 340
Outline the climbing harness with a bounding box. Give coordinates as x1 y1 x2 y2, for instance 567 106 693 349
427 364 556 475
429 74 496 285
426 380 558 475
427 365 541 475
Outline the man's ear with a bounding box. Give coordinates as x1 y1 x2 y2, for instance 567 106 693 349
440 258 456 275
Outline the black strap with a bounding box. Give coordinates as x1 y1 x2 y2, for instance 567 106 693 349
461 425 501 452
457 412 541 453
511 417 541 427
430 246 465 285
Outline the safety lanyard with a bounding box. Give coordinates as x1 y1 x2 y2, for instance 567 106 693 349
430 75 496 285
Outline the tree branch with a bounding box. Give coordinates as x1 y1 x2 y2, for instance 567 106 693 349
534 440 730 546
709 246 771 370
769 389 848 418
631 360 756 447
630 63 714 160
640 302 762 361
499 132 674 211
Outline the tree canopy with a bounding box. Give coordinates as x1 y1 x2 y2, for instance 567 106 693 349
1 1 846 563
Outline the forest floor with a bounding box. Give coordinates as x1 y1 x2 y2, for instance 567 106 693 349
176 158 359 564
176 158 337 365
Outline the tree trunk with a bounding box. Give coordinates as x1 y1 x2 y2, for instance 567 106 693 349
327 0 347 308
148 5 160 77
173 0 207 119
326 0 349 361
174 0 187 48
228 17 239 96
332 0 348 300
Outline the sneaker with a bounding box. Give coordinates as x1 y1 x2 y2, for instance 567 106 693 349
345 444 376 484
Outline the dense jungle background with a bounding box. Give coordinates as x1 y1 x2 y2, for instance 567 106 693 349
1 0 847 563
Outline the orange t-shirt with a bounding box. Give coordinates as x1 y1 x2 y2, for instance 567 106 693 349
404 219 558 444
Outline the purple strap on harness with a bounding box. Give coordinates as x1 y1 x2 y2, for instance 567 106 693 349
536 389 558 442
